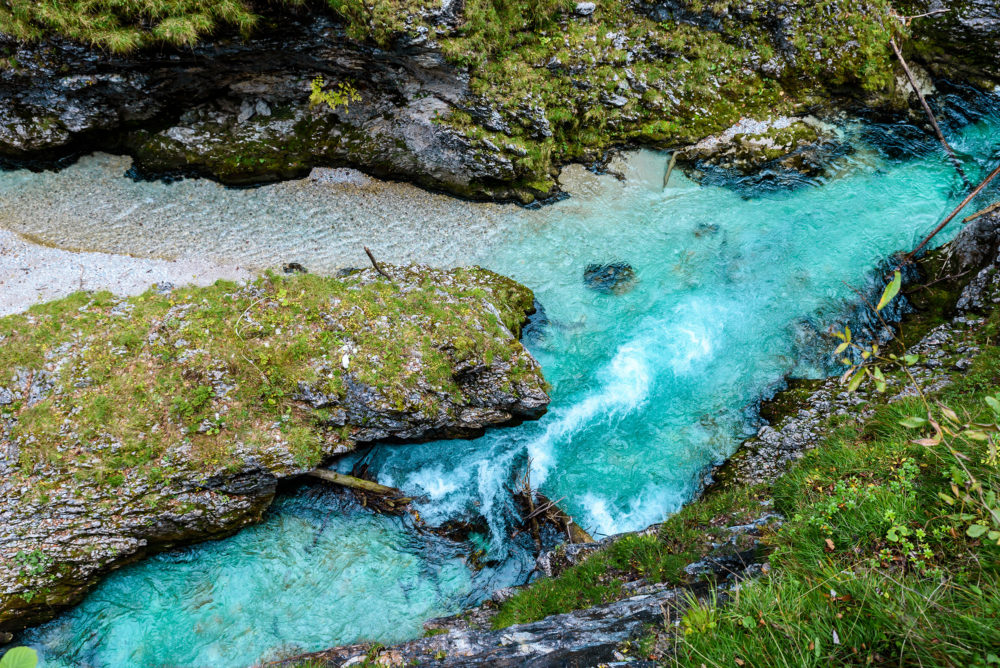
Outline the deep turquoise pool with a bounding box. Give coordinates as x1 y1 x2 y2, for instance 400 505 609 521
13 89 1000 667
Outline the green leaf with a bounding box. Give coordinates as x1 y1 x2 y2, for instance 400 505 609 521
987 396 1000 415
845 325 851 343
877 271 902 311
0 647 38 668
903 354 919 365
940 406 960 424
899 417 928 429
834 341 849 355
847 370 864 392
967 524 988 538
937 492 955 505
873 367 886 393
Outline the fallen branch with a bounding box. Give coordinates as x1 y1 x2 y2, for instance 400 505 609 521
890 38 969 187
962 201 1000 224
363 246 394 281
308 468 411 504
535 492 596 544
901 9 948 23
663 152 679 189
904 163 1000 263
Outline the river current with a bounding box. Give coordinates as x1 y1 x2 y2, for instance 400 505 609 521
8 88 1000 666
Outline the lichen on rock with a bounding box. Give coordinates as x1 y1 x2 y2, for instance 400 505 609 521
0 265 549 633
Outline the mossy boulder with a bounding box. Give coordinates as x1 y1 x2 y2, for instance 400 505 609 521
897 0 1000 87
0 265 549 633
679 116 841 178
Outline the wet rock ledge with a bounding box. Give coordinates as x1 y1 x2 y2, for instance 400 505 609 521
0 265 549 634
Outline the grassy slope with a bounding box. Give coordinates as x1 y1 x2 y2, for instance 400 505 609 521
493 273 1000 665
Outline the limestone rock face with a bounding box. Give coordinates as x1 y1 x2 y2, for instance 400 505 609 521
0 266 549 633
1 1 997 203
900 0 1000 85
0 16 540 202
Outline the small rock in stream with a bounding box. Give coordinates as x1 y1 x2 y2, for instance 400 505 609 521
584 262 637 295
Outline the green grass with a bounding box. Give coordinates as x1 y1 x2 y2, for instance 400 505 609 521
674 388 1000 666
1 265 540 496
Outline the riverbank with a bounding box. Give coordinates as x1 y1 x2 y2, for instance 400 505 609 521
278 212 1000 665
1 1 997 202
0 228 251 316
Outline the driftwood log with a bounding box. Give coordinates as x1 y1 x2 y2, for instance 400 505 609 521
307 468 412 513
890 37 969 187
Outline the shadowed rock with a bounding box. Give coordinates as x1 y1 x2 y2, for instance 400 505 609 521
584 263 637 295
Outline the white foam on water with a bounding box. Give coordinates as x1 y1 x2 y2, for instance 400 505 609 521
405 464 467 500
581 483 688 537
527 337 653 485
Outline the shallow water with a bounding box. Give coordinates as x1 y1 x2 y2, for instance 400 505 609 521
10 93 1000 667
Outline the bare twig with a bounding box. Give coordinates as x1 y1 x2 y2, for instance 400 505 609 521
890 38 968 187
905 163 1000 263
962 201 1000 224
363 246 393 281
901 8 949 23
233 296 271 383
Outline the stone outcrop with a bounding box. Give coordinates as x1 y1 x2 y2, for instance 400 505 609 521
0 15 540 201
275 584 687 667
0 265 549 633
1 1 996 202
901 0 1000 86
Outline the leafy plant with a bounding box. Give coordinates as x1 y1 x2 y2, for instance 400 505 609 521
309 76 361 112
903 393 1000 545
830 270 919 393
0 647 38 668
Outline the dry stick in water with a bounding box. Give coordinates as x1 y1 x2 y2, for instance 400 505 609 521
904 163 1000 263
963 201 1000 224
663 151 679 189
889 38 969 188
363 245 393 281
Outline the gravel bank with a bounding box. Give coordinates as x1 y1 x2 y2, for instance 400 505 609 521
0 228 250 316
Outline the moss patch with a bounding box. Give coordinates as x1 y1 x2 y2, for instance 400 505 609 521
1 265 540 495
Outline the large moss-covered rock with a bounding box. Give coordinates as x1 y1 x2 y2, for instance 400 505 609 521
0 265 549 633
899 0 1000 86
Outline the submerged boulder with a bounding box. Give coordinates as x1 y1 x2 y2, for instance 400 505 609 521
584 263 638 295
0 265 549 634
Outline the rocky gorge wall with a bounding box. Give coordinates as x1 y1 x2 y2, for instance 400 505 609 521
1 0 997 202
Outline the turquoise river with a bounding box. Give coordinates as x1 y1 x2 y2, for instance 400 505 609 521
7 88 1000 666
